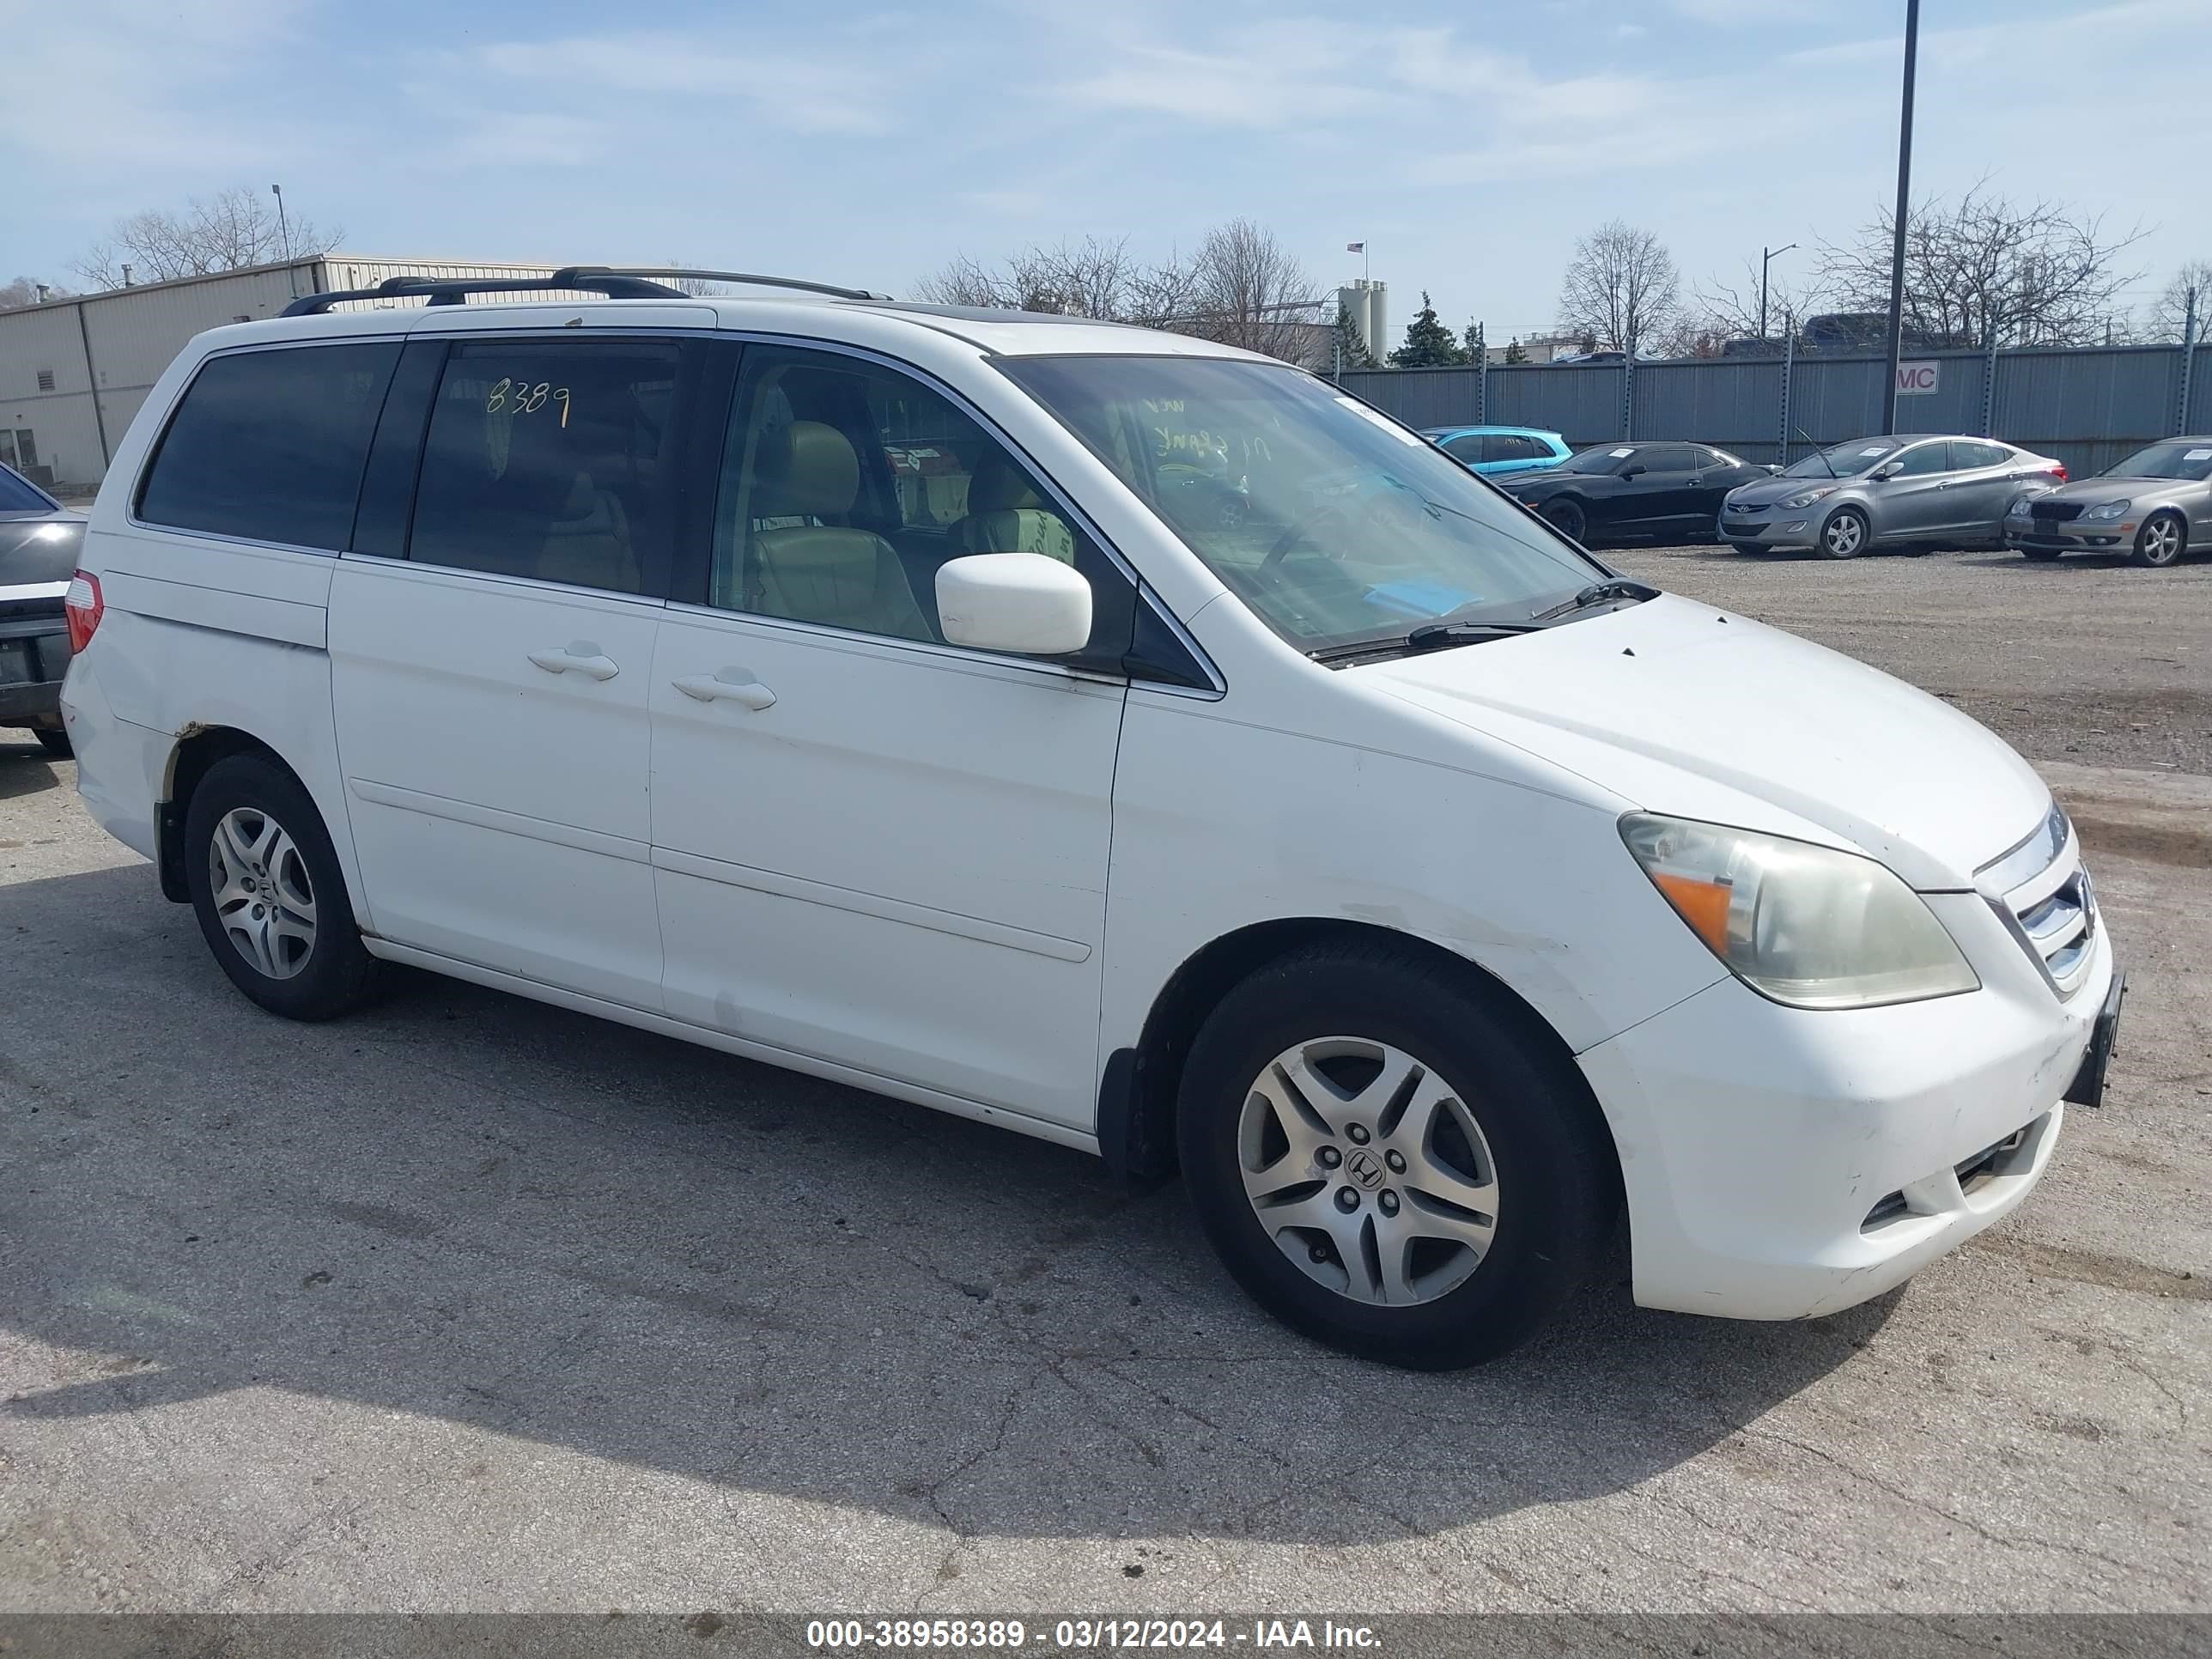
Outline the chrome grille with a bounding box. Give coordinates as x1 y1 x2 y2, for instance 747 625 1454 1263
1978 804 2097 999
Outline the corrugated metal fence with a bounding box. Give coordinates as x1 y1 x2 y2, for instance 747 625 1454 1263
1340 343 2212 479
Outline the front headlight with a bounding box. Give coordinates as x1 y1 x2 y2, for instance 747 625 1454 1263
1620 814 1978 1010
2008 495 2032 517
1778 488 1834 510
2083 498 2130 520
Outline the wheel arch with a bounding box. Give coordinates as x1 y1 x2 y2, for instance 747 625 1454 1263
1101 916 1622 1195
156 726 318 904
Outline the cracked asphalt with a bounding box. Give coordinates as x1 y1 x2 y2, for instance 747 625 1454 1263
3 544 2207 1615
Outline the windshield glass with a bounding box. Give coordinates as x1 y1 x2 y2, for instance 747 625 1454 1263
0 465 56 514
2106 441 2212 482
1782 438 1899 478
998 356 1602 653
1557 447 1633 473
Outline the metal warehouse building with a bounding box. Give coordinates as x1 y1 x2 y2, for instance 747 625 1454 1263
0 258 571 494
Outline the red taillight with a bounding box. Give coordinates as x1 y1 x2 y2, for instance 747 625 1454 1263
2048 463 2069 483
64 570 102 654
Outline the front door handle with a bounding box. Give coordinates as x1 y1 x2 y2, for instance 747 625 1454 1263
528 641 620 681
673 670 776 711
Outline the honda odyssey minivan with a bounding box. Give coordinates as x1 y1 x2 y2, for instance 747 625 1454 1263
60 267 2122 1368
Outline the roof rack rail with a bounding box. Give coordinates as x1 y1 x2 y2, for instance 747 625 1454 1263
281 270 687 317
279 264 889 317
562 265 892 301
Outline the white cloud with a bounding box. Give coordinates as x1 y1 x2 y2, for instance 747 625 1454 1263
477 33 901 137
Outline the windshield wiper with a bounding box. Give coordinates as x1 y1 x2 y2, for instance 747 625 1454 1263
1528 578 1659 623
1308 620 1539 665
1796 424 1838 478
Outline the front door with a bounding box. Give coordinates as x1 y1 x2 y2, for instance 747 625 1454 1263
650 342 1133 1127
1871 440 1959 538
328 333 701 1010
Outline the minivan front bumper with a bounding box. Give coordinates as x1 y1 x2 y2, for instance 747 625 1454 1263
1577 908 2113 1322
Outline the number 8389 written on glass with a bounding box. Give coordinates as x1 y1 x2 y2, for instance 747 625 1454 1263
485 378 571 427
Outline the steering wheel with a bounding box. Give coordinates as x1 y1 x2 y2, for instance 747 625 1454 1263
1258 504 1352 571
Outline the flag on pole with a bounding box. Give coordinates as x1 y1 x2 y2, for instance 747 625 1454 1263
1346 242 1365 253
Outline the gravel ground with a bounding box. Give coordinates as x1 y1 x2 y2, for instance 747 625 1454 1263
2 557 2208 1621
1605 543 2212 776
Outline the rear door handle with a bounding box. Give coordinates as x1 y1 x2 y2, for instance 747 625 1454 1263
528 641 620 681
672 670 776 711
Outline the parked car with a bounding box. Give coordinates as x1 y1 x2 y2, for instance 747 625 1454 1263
1420 425 1573 481
0 459 84 756
2002 437 2212 567
1721 434 2066 559
1507 441 1768 545
61 269 2118 1369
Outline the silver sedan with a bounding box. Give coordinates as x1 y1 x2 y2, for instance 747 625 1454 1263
2002 437 2212 568
1719 434 2066 559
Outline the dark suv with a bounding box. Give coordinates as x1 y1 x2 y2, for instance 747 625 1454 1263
0 461 84 756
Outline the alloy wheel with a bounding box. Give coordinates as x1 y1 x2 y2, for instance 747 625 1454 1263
2140 515 2183 566
1237 1037 1499 1306
1824 512 1865 556
208 805 318 980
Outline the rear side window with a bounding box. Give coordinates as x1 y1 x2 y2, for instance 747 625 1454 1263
1949 441 2011 471
0 465 54 512
407 339 684 595
137 343 400 550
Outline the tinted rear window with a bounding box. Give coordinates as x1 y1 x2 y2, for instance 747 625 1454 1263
0 466 54 513
137 343 400 550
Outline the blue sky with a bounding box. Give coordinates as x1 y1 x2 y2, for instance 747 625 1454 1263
6 0 2207 339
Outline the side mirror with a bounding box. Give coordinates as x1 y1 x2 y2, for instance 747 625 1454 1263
1620 464 1646 479
936 553 1092 656
1872 460 1903 480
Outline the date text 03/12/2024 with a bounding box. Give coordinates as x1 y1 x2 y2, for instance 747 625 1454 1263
805 1619 1383 1650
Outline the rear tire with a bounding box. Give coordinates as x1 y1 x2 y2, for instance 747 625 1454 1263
1816 506 1869 559
1176 942 1617 1370
2133 512 2185 568
33 726 71 757
184 754 381 1021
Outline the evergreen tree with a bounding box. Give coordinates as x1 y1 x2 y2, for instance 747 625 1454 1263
1504 337 1528 365
1388 291 1469 368
1331 303 1376 370
1462 319 1485 362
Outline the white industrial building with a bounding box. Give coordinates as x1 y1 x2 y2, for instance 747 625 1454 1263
0 258 579 493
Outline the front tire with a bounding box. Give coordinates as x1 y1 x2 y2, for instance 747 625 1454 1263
1177 943 1617 1370
184 754 381 1020
33 726 71 757
1817 506 1869 559
2133 512 2185 568
1540 498 1588 543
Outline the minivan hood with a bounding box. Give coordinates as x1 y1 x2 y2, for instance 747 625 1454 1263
1358 594 2047 888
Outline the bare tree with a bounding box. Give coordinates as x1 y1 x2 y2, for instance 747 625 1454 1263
1557 221 1683 354
0 276 69 311
1179 220 1325 366
1814 181 2144 349
1692 257 1827 346
915 236 1144 319
915 222 1325 365
71 188 342 289
2142 258 2212 343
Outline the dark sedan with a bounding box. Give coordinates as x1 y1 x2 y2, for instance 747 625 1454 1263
1 461 84 757
1507 441 1768 547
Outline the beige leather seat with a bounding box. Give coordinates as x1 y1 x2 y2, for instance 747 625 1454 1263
953 449 1077 565
537 473 639 592
748 422 933 641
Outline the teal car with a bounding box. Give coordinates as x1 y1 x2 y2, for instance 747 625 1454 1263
1422 425 1573 480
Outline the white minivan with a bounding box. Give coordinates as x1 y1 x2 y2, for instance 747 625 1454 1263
61 268 2122 1368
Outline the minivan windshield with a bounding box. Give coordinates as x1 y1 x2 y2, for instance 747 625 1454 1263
2105 440 2212 482
997 356 1606 655
1781 438 1900 478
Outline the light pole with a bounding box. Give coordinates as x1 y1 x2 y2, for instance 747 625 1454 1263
272 183 296 298
1879 0 1921 435
1759 243 1796 341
